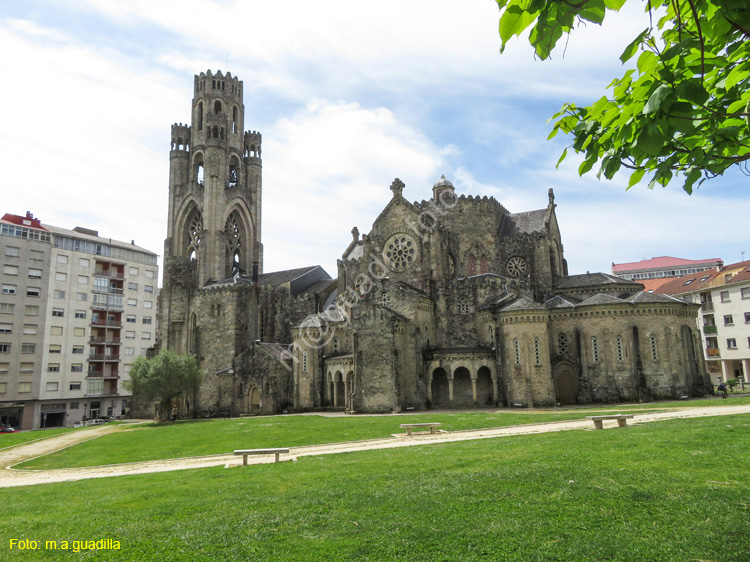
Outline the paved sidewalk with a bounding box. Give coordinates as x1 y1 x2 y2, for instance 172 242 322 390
2 405 748 488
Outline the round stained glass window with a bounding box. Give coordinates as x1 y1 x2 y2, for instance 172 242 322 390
383 234 417 272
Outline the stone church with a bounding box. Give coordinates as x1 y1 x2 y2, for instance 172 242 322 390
157 70 712 417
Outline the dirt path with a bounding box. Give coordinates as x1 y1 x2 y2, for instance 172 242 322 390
2 405 748 488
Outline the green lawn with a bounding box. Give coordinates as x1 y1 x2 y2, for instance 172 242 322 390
2 414 748 561
16 396 750 469
0 426 79 450
17 409 644 469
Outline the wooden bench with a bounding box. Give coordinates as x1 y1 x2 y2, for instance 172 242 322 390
399 422 442 436
234 448 290 465
585 414 634 430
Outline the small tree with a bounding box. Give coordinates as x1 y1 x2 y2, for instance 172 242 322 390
125 349 202 420
727 377 738 391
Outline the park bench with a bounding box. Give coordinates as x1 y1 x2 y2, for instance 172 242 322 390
585 414 634 430
233 448 289 465
399 422 442 436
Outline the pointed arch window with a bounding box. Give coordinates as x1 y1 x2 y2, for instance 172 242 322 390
197 102 203 131
468 254 476 276
480 256 488 274
224 212 242 276
188 214 202 261
232 106 238 133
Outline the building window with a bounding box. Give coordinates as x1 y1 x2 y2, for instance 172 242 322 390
142 332 151 340
73 327 85 337
2 284 17 295
21 344 35 354
126 315 136 323
78 275 88 285
332 337 339 353
591 336 600 363
616 335 624 362
468 254 476 276
144 301 153 309
75 310 86 319
727 338 737 349
128 282 138 291
27 287 41 297
124 347 135 356
741 287 750 299
55 272 67 282
534 337 541 366
52 308 64 317
46 382 59 392
22 324 37 335
29 250 43 260
0 344 10 353
145 270 154 279
650 335 658 362
5 246 20 257
720 291 730 302
72 346 84 354
458 299 470 315
56 255 69 264
71 364 83 372
28 268 42 279
302 350 308 372
144 285 154 293
724 315 734 325
54 290 66 299
70 382 82 391
513 338 521 366
0 382 6 393
50 326 63 336
378 293 390 307
49 344 61 354
744 312 750 323
558 333 568 355
25 305 39 315
3 264 19 275
489 326 495 345
0 303 14 314
143 317 152 325
0 363 7 373
125 331 135 339
127 299 137 307
48 364 60 372
18 382 31 393
87 379 103 395
79 258 90 268
129 267 139 276
0 323 12 334
76 292 87 302
20 362 34 373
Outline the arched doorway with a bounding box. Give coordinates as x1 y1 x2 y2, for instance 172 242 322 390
249 386 261 413
431 368 449 408
554 364 577 405
476 366 494 406
453 367 473 407
334 371 345 407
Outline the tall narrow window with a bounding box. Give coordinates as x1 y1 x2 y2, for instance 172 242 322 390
513 338 521 366
616 335 624 362
302 350 308 372
558 333 568 355
232 106 238 133
650 334 658 362
534 338 541 366
591 336 600 363
197 102 203 131
468 254 476 276
480 256 488 274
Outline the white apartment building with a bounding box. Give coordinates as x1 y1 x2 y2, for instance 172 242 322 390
0 212 158 430
657 260 750 384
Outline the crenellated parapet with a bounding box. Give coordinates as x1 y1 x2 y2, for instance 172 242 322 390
194 69 243 102
171 123 191 151
244 131 262 158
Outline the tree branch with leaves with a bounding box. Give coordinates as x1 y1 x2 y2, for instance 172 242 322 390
495 0 750 192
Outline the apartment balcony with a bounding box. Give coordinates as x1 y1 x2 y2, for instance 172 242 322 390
87 371 120 379
701 302 714 312
91 302 124 312
90 319 122 328
706 348 721 357
94 270 125 281
703 325 718 335
89 337 121 346
92 286 124 295
88 354 121 362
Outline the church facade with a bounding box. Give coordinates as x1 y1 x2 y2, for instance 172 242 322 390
156 71 712 417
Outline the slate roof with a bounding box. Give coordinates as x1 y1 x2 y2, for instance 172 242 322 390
498 209 548 237
257 266 323 287
256 343 294 361
576 293 627 306
543 295 577 309
500 296 546 312
555 272 640 289
626 292 685 304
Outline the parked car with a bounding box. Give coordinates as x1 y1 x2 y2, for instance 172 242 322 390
0 426 17 433
85 419 107 426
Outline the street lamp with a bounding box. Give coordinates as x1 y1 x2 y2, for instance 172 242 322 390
82 402 88 427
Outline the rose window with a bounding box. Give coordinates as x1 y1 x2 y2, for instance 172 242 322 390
383 235 417 272
506 256 527 278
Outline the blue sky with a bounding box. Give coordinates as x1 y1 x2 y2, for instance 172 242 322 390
1 0 747 281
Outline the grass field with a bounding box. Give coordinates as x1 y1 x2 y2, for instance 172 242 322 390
2 414 748 561
13 396 750 470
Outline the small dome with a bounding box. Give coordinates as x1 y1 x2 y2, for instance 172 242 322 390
433 174 454 189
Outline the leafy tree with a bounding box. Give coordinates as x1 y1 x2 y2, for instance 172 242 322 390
125 349 202 419
494 0 750 193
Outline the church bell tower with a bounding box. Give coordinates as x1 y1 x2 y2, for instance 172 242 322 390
161 70 263 350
